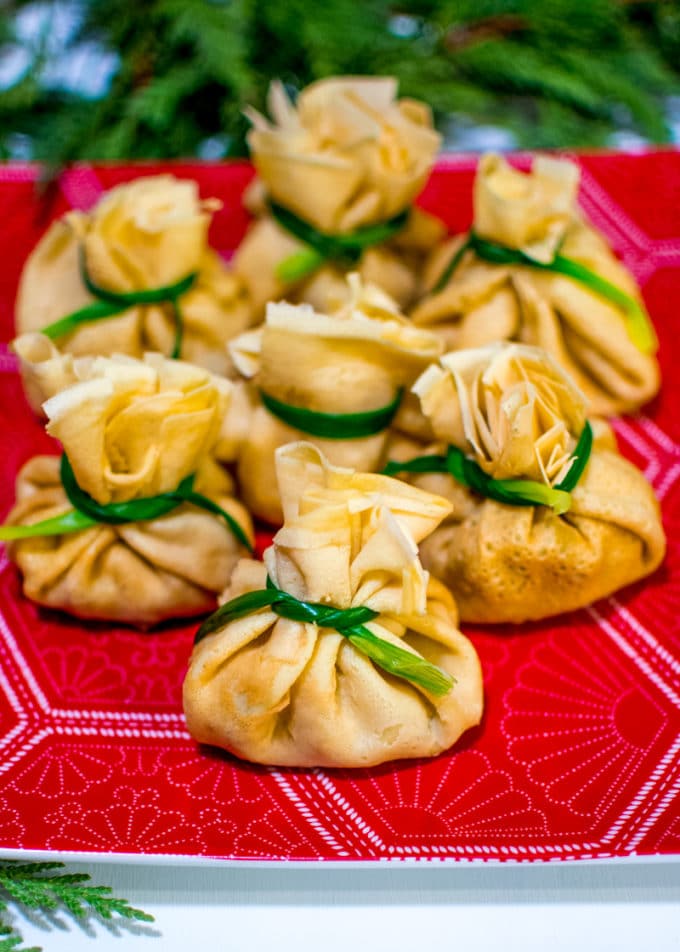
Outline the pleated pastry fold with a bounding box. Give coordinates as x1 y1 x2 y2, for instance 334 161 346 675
413 342 587 485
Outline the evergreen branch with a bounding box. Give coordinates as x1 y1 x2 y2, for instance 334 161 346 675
163 0 254 93
0 0 678 162
556 47 672 140
0 865 64 878
0 907 42 952
453 39 607 116
0 932 41 952
444 14 528 51
125 63 207 132
0 859 154 952
519 99 613 149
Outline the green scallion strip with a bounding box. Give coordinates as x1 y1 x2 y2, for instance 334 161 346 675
430 229 656 354
431 236 473 294
59 454 180 524
383 454 450 477
0 508 97 540
42 250 197 360
445 445 572 514
0 455 253 552
195 580 454 696
40 300 132 341
260 388 403 440
551 419 593 492
271 201 409 282
276 248 326 283
384 421 593 515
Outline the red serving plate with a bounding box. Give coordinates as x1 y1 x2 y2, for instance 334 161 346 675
0 153 678 865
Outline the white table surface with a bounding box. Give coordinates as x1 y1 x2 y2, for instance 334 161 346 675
7 858 680 951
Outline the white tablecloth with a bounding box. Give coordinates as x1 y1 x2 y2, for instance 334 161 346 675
8 859 680 950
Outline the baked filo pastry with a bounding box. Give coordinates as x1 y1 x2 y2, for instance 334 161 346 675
2 353 253 626
16 175 251 409
221 274 442 524
386 342 665 623
183 441 483 767
411 153 659 417
234 76 444 316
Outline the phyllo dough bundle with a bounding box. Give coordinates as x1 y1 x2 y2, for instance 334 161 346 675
2 352 254 626
183 442 483 768
224 275 443 524
387 343 665 623
234 76 445 316
412 153 660 417
16 175 251 401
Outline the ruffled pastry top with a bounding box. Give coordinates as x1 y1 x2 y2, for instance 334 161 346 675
42 351 230 504
414 341 587 489
246 76 441 233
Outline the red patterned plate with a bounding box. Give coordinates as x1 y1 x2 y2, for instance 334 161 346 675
0 154 678 864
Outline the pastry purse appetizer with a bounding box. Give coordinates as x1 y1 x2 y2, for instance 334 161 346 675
183 442 483 768
234 76 444 316
221 275 442 524
411 153 659 417
16 175 251 404
386 343 665 623
1 353 253 626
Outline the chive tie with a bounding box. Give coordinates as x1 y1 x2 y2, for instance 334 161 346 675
42 249 197 360
260 388 403 440
431 230 656 354
270 202 409 283
196 578 454 697
384 421 593 515
0 455 252 552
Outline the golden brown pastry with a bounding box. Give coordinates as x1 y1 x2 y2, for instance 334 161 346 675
16 175 251 405
183 442 483 768
221 275 443 524
3 353 253 626
389 343 665 623
411 153 660 417
234 76 444 315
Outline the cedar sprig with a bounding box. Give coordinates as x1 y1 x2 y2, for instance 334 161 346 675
0 915 41 952
0 860 153 952
1 0 678 165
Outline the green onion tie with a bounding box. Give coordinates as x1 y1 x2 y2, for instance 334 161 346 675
431 230 656 354
0 454 252 552
260 388 403 440
384 421 593 515
42 249 197 360
270 201 409 283
196 578 454 697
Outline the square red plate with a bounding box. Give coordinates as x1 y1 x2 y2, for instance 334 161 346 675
0 153 678 864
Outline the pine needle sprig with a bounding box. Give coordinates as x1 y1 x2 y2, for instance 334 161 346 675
0 860 154 952
0 1 679 166
0 915 42 952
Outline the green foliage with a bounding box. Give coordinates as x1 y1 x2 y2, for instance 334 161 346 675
0 0 678 163
629 0 680 77
0 860 153 951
